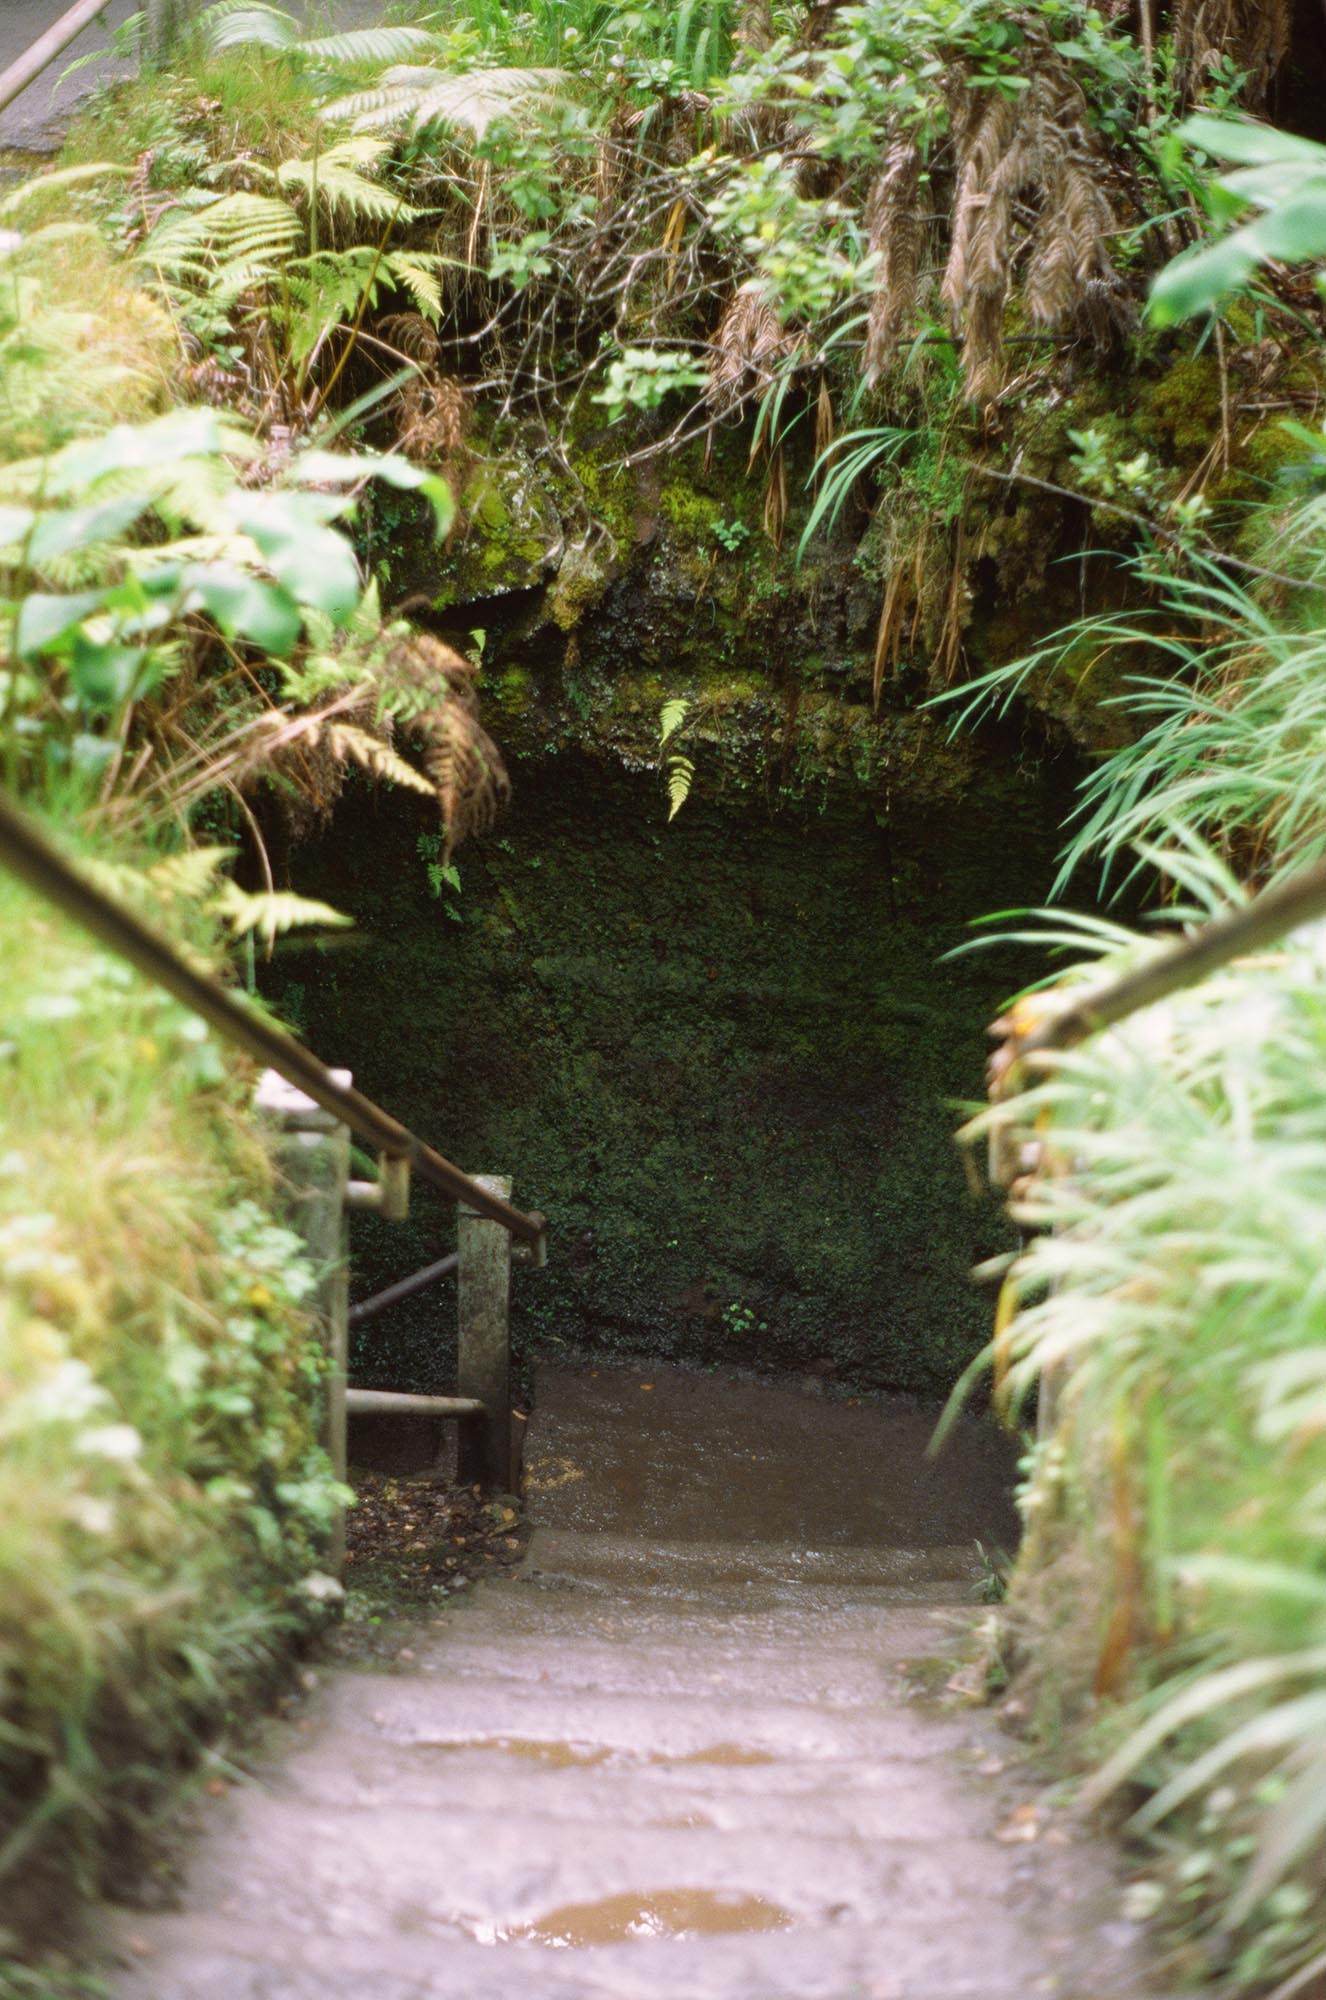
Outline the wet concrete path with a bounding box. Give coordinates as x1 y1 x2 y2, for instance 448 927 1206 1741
111 1364 1158 1999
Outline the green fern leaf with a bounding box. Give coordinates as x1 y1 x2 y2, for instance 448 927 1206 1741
660 696 689 745
385 254 444 321
211 881 353 948
325 65 563 140
200 3 300 52
146 846 235 900
666 755 695 820
277 139 413 227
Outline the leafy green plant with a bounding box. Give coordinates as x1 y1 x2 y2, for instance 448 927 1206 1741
1151 116 1326 326
416 829 463 920
0 855 348 1950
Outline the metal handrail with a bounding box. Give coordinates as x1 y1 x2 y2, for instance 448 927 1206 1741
0 0 111 119
0 791 546 1250
1007 853 1326 1064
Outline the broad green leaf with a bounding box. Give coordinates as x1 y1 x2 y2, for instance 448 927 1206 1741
51 410 255 494
28 494 153 566
288 450 455 537
1178 115 1326 169
15 589 108 658
66 637 153 713
230 495 361 624
1148 230 1260 325
180 564 303 654
0 504 35 546
1248 184 1326 262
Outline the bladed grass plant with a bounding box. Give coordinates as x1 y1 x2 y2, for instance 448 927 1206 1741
941 126 1326 1998
961 888 1326 1995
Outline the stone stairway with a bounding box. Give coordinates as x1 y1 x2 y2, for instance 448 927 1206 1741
109 1365 1158 2000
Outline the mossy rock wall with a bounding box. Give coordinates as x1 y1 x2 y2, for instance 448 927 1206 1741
275 752 1068 1398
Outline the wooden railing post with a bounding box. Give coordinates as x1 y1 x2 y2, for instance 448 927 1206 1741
456 1174 514 1494
257 1069 351 1569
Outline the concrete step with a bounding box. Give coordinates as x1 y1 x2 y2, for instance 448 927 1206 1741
149 1788 1034 1944
264 1731 999 1842
111 1908 1152 2000
309 1669 960 1764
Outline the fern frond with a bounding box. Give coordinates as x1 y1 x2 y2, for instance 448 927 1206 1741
277 139 412 226
142 192 303 283
660 697 689 744
324 66 563 140
146 846 235 900
667 754 695 820
298 25 440 65
372 631 510 853
211 880 352 947
387 255 444 321
326 721 435 797
199 2 300 52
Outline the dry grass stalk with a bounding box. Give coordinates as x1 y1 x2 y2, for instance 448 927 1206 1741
813 375 834 470
762 443 788 548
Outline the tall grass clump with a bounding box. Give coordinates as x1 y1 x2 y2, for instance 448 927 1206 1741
940 123 1326 1999
964 883 1326 1995
0 847 346 1958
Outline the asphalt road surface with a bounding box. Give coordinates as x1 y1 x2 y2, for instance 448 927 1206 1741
0 1 383 153
0 1 140 152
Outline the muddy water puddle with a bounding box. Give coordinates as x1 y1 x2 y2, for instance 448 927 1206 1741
469 1888 793 1948
430 1734 775 1770
530 1362 1019 1551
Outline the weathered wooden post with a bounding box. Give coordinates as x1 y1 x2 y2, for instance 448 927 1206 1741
456 1174 514 1493
256 1069 351 1570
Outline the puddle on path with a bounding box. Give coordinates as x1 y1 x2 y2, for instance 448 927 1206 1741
428 1735 776 1769
471 1888 794 1948
531 1362 1019 1551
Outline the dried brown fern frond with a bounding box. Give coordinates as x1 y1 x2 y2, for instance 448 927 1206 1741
377 630 510 855
942 85 1020 404
377 313 468 463
814 375 834 467
762 444 788 548
735 0 775 54
707 280 795 414
862 137 925 384
326 720 437 798
1172 0 1291 108
941 53 1128 405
